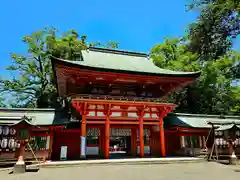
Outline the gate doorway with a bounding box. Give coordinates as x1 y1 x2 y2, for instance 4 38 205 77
109 128 132 158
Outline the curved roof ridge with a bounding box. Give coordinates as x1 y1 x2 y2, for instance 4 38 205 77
52 51 201 78
88 47 148 58
170 112 240 119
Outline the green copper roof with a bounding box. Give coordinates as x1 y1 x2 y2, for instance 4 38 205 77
164 113 240 128
0 108 69 126
52 47 201 77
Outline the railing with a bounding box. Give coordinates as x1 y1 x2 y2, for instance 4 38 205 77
69 93 171 103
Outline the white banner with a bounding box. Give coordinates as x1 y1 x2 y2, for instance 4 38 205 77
60 146 67 160
81 136 86 157
46 136 50 150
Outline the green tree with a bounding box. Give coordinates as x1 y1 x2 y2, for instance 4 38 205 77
151 38 200 71
186 0 240 61
0 96 6 107
0 27 119 108
231 86 240 114
151 38 240 114
183 0 240 114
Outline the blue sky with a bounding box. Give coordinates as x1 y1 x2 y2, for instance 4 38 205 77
0 0 199 77
0 0 239 78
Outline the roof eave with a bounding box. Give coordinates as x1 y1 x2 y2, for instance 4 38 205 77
52 56 201 78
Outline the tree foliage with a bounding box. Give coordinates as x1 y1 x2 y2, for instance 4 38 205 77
151 38 240 115
0 27 119 108
186 0 240 61
151 38 200 72
0 96 6 108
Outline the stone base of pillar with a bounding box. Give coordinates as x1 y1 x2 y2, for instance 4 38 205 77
229 153 238 165
13 163 26 174
80 156 86 160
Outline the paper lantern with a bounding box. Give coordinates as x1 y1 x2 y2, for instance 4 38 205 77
235 139 238 145
3 127 9 136
9 128 16 135
15 143 20 148
1 138 8 148
0 126 2 135
219 131 223 136
8 139 15 149
220 138 223 145
223 140 227 145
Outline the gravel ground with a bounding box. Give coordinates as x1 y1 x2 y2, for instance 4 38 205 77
0 162 240 180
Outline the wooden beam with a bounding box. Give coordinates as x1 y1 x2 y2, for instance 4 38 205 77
57 65 196 84
72 98 176 107
86 116 160 121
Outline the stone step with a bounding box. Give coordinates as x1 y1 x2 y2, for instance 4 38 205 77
40 157 205 168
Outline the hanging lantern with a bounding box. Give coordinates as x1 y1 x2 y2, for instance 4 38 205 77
223 140 227 145
14 141 17 148
1 138 8 148
235 139 238 145
236 131 240 136
3 126 9 136
0 126 3 135
219 131 223 136
236 138 239 146
215 138 220 146
8 138 15 149
9 128 16 136
220 138 223 145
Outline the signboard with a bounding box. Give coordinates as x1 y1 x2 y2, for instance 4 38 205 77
60 146 67 160
45 136 50 150
81 136 86 157
19 128 28 140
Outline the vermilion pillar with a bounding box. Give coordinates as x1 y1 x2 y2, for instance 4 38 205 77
105 117 110 159
104 104 112 159
131 128 137 156
80 103 87 159
157 107 167 157
159 118 166 157
138 109 145 158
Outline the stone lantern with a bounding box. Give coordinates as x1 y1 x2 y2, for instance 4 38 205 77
10 116 37 173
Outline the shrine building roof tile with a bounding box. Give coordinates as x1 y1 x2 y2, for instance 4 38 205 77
52 47 201 78
164 113 240 129
0 108 69 126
